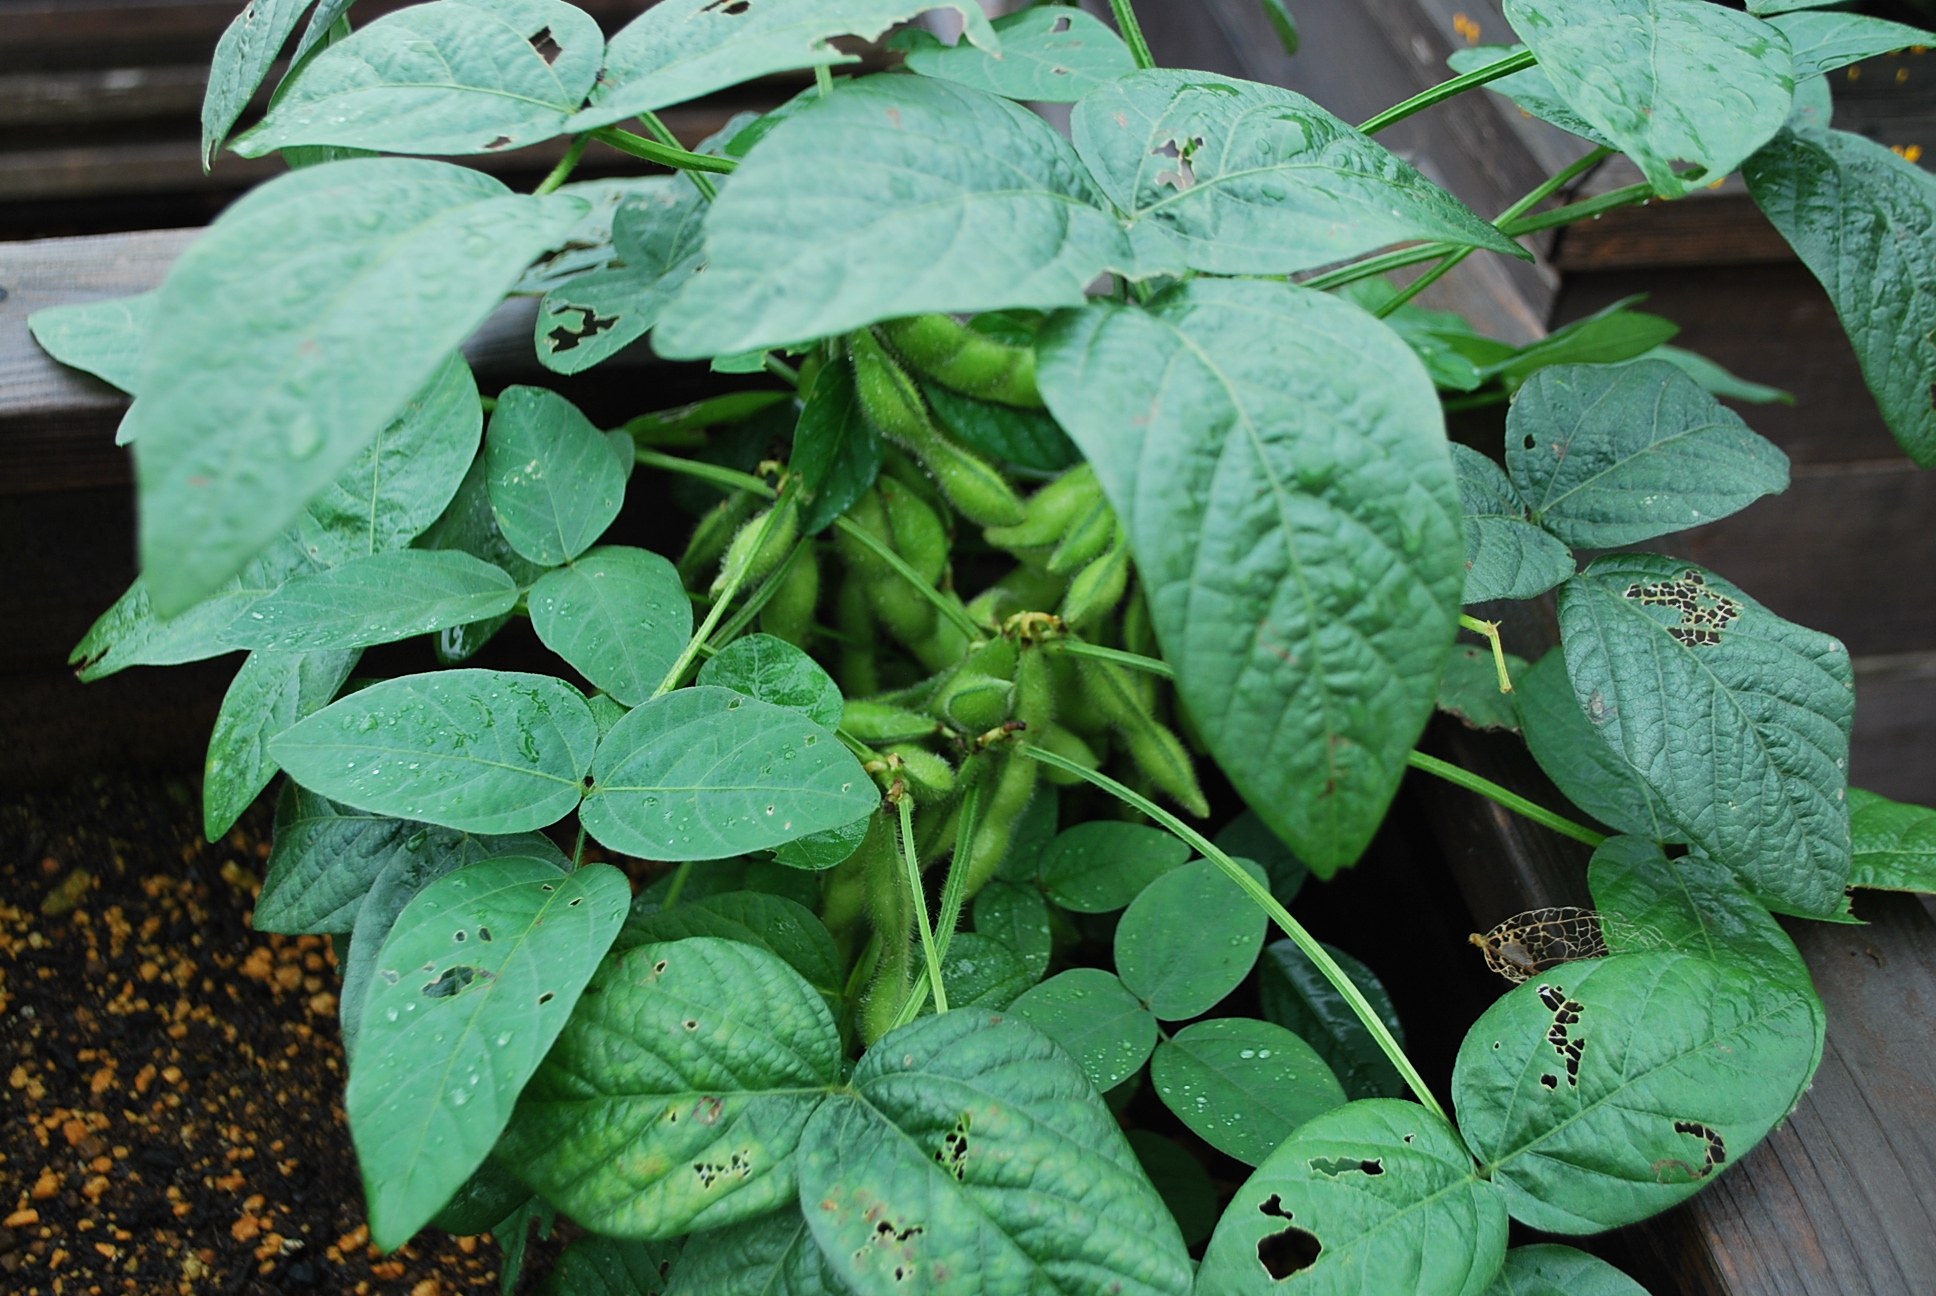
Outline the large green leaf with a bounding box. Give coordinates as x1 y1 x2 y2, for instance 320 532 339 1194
530 546 691 708
271 669 599 833
972 879 1052 980
1501 0 1794 198
1483 1246 1648 1296
1452 444 1575 604
127 158 585 613
201 0 316 167
26 291 154 394
582 687 877 861
1258 940 1407 1102
1151 1017 1345 1166
571 0 998 132
1767 11 1932 81
235 0 604 157
1454 951 1821 1233
898 5 1133 104
1848 787 1936 892
219 549 517 651
502 937 842 1238
1009 969 1158 1092
798 1010 1194 1296
537 180 709 376
1116 857 1268 1020
1558 556 1853 915
666 1207 847 1296
415 448 550 664
348 856 628 1250
793 356 883 535
616 890 844 1008
1445 46 1613 147
655 75 1141 359
697 634 845 730
487 385 628 566
203 648 359 839
1505 361 1789 548
1072 69 1522 276
1514 649 1680 842
537 1234 682 1296
1038 820 1190 913
1745 125 1936 466
1196 1099 1506 1296
1039 279 1463 876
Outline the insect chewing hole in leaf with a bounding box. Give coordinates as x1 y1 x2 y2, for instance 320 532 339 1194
701 0 752 14
422 964 486 998
537 990 555 1005
1469 907 1615 983
1623 570 1741 649
546 305 622 354
527 27 562 66
691 1149 752 1189
1654 1120 1727 1182
486 136 516 150
1151 137 1205 191
933 1112 971 1181
1254 1193 1322 1279
477 926 493 942
1536 983 1587 1087
1307 1156 1384 1178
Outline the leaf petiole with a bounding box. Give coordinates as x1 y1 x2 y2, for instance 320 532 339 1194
1458 614 1516 694
1406 750 1606 846
532 134 589 196
1359 48 1537 136
1052 637 1175 678
589 125 735 180
652 495 787 696
1109 0 1157 71
898 794 950 1017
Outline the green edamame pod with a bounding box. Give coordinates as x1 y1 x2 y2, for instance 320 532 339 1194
835 572 881 698
1047 496 1116 575
961 750 1038 896
1038 724 1101 786
678 489 756 587
886 744 956 803
879 446 953 531
837 488 937 648
860 810 915 1044
1014 640 1056 735
983 463 1101 552
1051 652 1110 738
842 698 939 745
966 564 1070 628
907 592 975 673
1121 586 1159 712
930 670 1012 733
1058 523 1130 632
711 495 800 598
1075 655 1211 818
877 314 1045 409
820 810 888 958
879 477 948 587
759 544 820 647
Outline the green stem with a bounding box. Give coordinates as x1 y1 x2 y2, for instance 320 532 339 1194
898 795 949 1016
635 448 777 500
1373 247 1472 319
1457 614 1516 694
763 353 800 385
570 822 587 870
1498 181 1652 238
1109 0 1156 69
1406 751 1606 846
1301 242 1458 292
1020 745 1449 1125
654 500 786 696
661 860 694 909
642 110 721 200
815 64 835 97
1498 146 1616 225
1358 49 1537 136
702 539 810 657
532 134 589 195
1053 638 1174 679
590 126 735 180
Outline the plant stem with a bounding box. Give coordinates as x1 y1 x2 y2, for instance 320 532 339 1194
1109 0 1157 70
654 500 786 696
898 795 949 1016
661 860 694 909
1053 638 1174 679
590 126 734 180
643 110 722 200
703 539 810 656
1406 751 1606 846
763 353 800 385
1359 48 1536 136
815 64 835 97
570 822 587 869
634 448 777 500
1019 745 1450 1126
1458 614 1516 694
1498 181 1652 237
1301 242 1458 292
532 135 589 195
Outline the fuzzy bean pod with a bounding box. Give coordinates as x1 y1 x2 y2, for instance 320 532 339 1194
1074 654 1211 818
842 699 939 745
759 545 820 647
711 494 799 598
886 744 957 804
859 811 915 1045
983 464 1102 552
678 489 756 587
835 572 881 698
1058 522 1130 632
876 313 1045 409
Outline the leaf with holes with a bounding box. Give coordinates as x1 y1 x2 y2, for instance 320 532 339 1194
698 634 845 730
1437 645 1528 733
1197 1098 1506 1296
897 5 1133 103
1514 649 1681 843
655 75 1144 358
126 159 584 614
1745 126 1936 466
538 181 709 376
971 879 1052 980
1848 787 1936 892
1558 555 1853 915
581 687 877 861
1767 11 1932 81
536 1233 683 1296
1116 857 1269 1020
793 356 883 535
666 1206 848 1296
1072 69 1523 276
271 669 599 833
501 937 842 1238
529 546 691 708
219 550 517 652
1151 1018 1345 1166
348 855 626 1250
1446 47 1614 148
616 890 844 1010
1483 1245 1649 1296
573 0 998 132
798 1009 1193 1296
27 291 154 394
1505 361 1789 548
203 647 360 839
1010 968 1157 1092
487 385 629 566
1258 940 1407 1102
1452 444 1575 604
1039 279 1463 876
1501 0 1794 199
1038 820 1191 913
235 0 604 157
1454 950 1822 1233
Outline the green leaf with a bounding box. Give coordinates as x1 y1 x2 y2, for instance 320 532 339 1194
128 159 586 614
1152 1018 1345 1165
773 814 872 871
1482 298 1679 387
939 932 1034 1009
1258 939 1407 1102
538 1234 682 1296
1197 1098 1506 1296
1500 0 1794 199
1072 69 1523 276
1642 344 1794 406
530 546 691 708
1767 11 1932 81
573 0 999 132
1445 47 1614 148
1436 645 1526 733
27 291 154 393
698 634 845 730
1514 649 1681 842
1214 809 1310 910
1116 857 1269 1020
487 385 629 566
1010 968 1158 1092
501 937 842 1238
616 890 844 1008
416 449 550 665
349 856 628 1251
1505 361 1789 548
1125 1130 1219 1248
898 5 1134 103
582 687 877 861
1039 279 1463 876
797 1010 1194 1296
1749 0 1845 14
219 550 517 652
271 669 599 833
1452 444 1575 604
1260 0 1300 55
794 357 883 535
204 648 359 839
1483 1245 1648 1296
235 0 605 157
971 879 1052 980
1849 787 1936 892
1745 125 1936 466
655 75 1141 359
538 181 709 376
1588 835 1815 991
1038 821 1190 913
429 1155 531 1238
202 0 315 167
667 1208 847 1296
1453 950 1822 1233
1558 555 1853 915
921 378 1081 475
